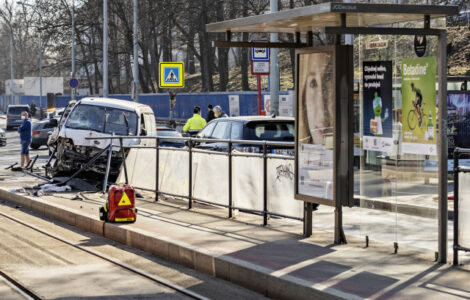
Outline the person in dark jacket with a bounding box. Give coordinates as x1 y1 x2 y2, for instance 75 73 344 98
18 111 32 167
206 104 215 122
30 101 37 116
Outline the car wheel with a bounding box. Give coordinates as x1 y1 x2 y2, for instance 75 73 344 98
30 144 40 150
6 126 11 131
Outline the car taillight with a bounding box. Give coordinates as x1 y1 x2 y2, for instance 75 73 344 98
6 115 8 120
32 131 40 135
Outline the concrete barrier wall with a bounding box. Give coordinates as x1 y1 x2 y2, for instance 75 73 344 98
119 148 303 219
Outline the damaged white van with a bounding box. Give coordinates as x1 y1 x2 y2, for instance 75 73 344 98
51 97 156 178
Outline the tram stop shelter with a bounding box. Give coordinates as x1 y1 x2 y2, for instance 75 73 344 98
206 3 458 263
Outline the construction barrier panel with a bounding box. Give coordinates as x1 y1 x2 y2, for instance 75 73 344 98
119 148 303 219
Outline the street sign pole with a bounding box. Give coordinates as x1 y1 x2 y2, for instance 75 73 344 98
251 41 270 116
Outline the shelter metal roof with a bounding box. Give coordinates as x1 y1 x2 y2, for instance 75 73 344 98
206 3 459 34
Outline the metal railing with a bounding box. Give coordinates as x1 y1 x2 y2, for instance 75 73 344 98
453 147 470 265
85 135 301 226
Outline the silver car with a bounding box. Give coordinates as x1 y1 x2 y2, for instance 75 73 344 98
31 119 58 149
6 104 30 130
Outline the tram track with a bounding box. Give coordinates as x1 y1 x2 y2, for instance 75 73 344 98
0 268 41 300
0 210 209 300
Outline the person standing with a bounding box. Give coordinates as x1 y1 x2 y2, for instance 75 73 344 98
213 105 228 118
18 111 32 168
206 104 215 122
30 101 37 116
183 106 207 134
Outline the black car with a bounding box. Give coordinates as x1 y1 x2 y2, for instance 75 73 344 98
156 126 185 148
31 118 58 149
194 116 295 155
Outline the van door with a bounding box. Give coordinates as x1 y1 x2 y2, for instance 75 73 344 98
140 114 156 146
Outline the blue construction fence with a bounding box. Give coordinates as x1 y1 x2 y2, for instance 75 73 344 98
0 91 289 121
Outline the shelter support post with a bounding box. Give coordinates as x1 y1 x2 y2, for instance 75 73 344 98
438 30 448 264
453 150 459 265
303 202 312 237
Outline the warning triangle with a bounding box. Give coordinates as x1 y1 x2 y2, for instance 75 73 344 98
118 192 132 206
166 70 178 82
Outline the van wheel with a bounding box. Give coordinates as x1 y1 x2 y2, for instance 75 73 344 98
30 144 40 150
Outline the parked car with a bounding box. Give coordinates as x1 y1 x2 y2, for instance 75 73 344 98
50 97 157 178
45 107 65 120
31 119 58 149
194 116 295 155
0 128 6 146
156 126 185 148
6 104 30 130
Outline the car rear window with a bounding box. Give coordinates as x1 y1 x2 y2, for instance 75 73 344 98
8 106 29 115
32 123 43 130
245 122 295 141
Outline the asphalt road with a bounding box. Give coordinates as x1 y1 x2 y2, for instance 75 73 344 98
0 118 49 169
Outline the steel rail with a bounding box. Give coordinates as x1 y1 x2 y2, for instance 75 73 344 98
85 135 295 147
0 269 41 300
0 211 209 300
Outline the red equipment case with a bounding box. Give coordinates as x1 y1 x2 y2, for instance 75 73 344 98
100 184 136 223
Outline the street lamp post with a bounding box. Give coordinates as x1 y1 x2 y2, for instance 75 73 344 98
9 28 14 109
133 0 139 102
71 0 76 100
17 0 44 119
103 0 108 97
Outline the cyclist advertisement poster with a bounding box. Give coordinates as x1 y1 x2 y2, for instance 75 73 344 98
401 57 437 155
362 61 393 153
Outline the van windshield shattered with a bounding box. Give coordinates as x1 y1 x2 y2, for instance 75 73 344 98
65 104 138 135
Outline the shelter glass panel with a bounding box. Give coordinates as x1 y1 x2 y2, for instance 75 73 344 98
351 30 441 254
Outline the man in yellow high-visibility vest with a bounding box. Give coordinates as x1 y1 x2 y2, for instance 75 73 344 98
183 106 206 133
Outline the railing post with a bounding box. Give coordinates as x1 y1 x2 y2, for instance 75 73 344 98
102 135 114 193
228 141 233 218
263 142 268 226
155 137 159 201
454 149 459 265
188 138 193 209
120 137 129 185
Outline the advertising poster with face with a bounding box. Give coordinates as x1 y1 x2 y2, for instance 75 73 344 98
401 57 437 155
297 51 334 201
362 61 393 153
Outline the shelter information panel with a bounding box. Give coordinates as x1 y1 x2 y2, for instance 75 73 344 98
296 50 335 202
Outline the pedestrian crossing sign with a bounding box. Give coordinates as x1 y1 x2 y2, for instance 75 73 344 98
159 62 185 88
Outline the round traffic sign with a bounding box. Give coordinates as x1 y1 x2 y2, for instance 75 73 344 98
69 78 79 88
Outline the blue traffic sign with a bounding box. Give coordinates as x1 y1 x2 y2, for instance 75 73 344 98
251 40 270 61
69 78 79 88
159 62 185 88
